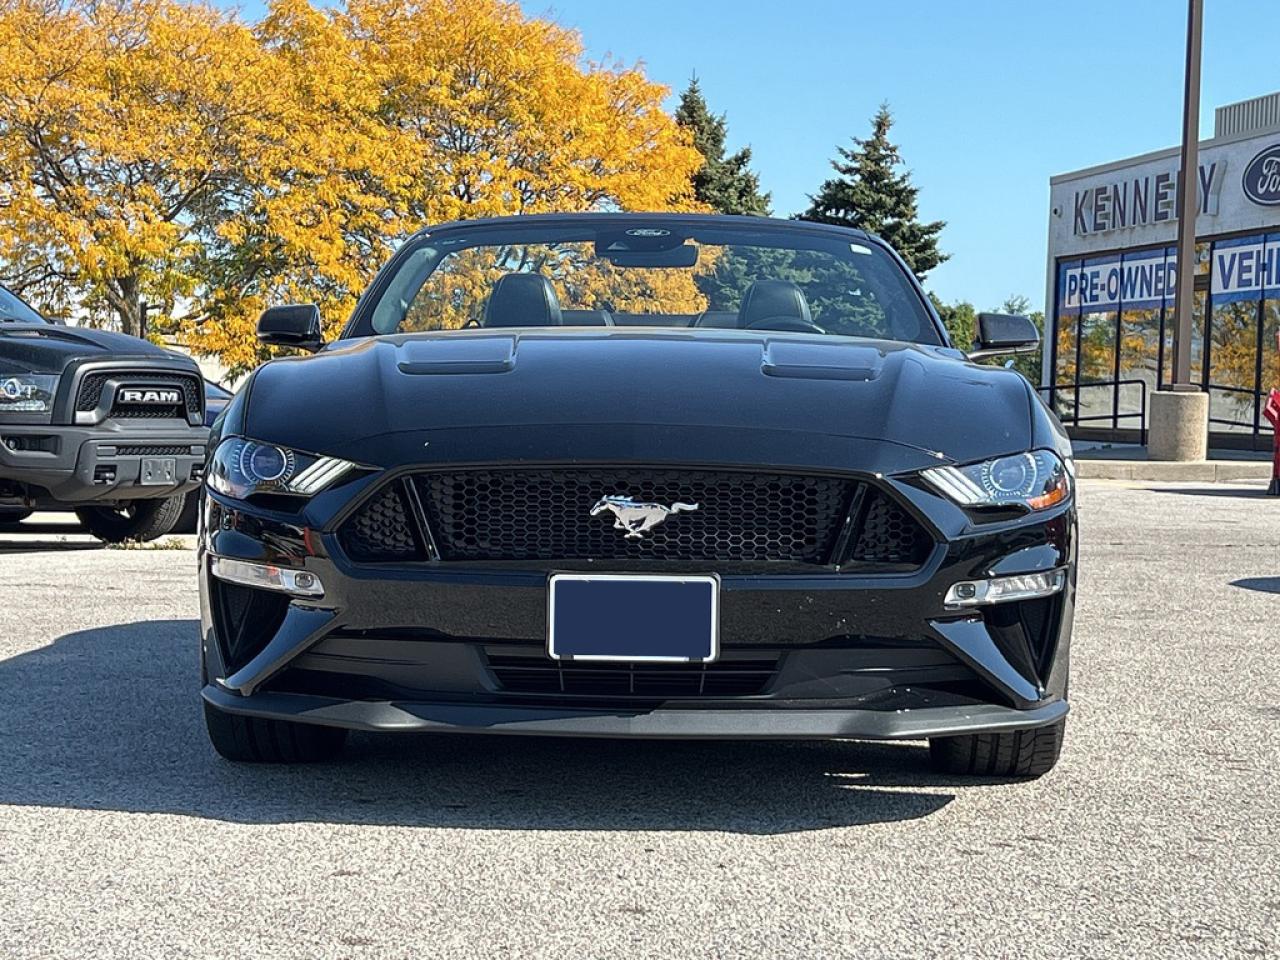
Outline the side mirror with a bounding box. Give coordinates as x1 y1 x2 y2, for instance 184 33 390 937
968 312 1039 361
257 304 323 352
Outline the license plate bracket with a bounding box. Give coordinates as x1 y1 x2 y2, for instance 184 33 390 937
547 573 719 662
140 458 177 485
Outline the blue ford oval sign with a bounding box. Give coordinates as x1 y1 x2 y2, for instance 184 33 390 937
1242 144 1280 206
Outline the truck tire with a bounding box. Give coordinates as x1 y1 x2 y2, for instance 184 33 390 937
928 719 1065 779
0 507 32 529
75 495 187 543
172 489 200 534
203 701 348 763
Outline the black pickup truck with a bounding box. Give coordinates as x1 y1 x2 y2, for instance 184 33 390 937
0 285 209 542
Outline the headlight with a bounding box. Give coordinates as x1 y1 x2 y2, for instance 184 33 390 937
0 374 58 414
922 450 1071 511
207 437 356 499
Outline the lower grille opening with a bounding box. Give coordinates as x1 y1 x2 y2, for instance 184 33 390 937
211 578 289 674
485 647 780 698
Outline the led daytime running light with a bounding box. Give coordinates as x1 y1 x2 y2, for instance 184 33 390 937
945 569 1067 607
211 557 324 597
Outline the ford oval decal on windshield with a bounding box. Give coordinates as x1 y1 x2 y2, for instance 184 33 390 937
1242 144 1280 206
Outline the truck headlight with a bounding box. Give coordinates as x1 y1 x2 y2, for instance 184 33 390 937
0 375 58 414
207 437 356 499
922 450 1071 511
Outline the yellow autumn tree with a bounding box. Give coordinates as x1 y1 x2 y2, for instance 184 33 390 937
182 0 414 373
197 0 706 367
344 0 701 220
0 0 704 374
336 0 708 339
0 0 289 336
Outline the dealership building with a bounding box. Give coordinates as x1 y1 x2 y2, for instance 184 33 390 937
1044 91 1280 451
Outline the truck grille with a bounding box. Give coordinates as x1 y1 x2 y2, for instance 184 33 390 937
485 647 779 698
75 370 202 420
337 467 934 570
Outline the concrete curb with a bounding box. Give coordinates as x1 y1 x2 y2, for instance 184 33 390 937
1075 459 1272 482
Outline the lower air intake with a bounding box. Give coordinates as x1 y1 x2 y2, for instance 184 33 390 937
485 647 780 698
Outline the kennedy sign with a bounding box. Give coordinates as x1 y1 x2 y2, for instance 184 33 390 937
1072 161 1224 237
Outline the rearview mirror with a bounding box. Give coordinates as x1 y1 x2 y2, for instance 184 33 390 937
968 312 1039 361
605 245 699 268
257 304 322 352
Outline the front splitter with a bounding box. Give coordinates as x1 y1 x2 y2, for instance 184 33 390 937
203 684 1068 741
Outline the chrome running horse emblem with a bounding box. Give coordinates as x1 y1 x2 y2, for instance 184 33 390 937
589 495 700 539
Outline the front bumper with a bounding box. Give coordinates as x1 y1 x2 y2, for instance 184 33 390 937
199 475 1077 742
202 682 1068 740
0 422 208 503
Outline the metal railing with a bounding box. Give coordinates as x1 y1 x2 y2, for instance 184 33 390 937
1038 378 1150 446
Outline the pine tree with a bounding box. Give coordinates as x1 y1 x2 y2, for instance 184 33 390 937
675 78 771 216
802 103 947 280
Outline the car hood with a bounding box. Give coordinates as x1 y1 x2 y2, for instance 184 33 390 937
0 323 175 375
244 330 1034 475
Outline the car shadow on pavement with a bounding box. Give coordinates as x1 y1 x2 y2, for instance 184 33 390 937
1230 577 1280 594
1145 485 1272 498
0 520 103 553
0 620 988 834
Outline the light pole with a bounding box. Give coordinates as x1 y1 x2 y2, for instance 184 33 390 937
1170 0 1203 389
1150 0 1210 460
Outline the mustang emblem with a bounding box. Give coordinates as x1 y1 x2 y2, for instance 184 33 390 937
589 495 699 539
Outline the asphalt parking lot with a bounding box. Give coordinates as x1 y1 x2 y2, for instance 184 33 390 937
0 480 1276 959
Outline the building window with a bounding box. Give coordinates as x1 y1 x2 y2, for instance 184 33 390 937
1055 235 1277 448
1051 259 1081 424
1207 234 1265 433
1262 237 1280 439
1118 247 1169 433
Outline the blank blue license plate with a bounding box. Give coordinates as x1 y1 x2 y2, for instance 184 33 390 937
547 574 720 662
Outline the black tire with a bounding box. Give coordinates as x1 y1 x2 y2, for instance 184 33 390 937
75 495 187 543
929 719 1065 779
203 700 348 763
0 507 32 529
172 490 200 534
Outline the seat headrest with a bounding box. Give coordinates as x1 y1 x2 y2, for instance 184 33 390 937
737 279 812 328
483 273 563 328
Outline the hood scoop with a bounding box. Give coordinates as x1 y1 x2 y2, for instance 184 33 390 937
397 336 517 375
761 340 883 382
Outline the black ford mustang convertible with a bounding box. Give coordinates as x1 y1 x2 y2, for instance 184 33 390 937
200 213 1075 778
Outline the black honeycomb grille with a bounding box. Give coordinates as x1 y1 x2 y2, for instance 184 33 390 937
416 468 855 564
336 467 935 570
75 370 202 418
850 489 934 565
339 483 420 562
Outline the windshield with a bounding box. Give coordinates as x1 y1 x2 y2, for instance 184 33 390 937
0 286 48 324
362 220 940 344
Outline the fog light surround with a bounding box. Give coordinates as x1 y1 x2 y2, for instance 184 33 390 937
210 557 324 598
945 569 1066 608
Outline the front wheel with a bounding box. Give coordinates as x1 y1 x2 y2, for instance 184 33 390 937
928 719 1065 778
75 495 187 543
204 701 348 763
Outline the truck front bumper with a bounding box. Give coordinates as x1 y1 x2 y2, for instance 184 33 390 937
0 422 209 503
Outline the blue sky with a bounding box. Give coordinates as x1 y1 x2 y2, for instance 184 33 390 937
522 0 1280 311
222 0 1280 312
